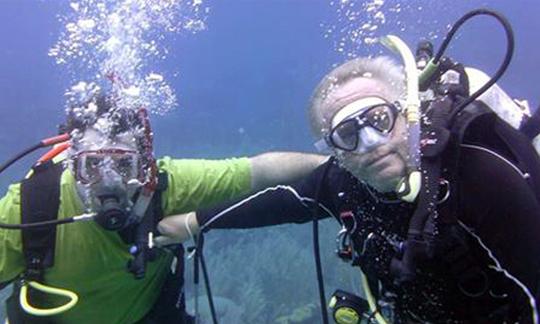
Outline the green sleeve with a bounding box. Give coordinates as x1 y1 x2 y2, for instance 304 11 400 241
0 183 25 283
158 157 252 216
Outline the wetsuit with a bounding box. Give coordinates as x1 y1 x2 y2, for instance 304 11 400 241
197 129 540 323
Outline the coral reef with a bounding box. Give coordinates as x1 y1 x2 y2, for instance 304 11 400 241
183 219 362 323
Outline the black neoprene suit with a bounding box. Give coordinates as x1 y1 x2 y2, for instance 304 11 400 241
197 136 540 323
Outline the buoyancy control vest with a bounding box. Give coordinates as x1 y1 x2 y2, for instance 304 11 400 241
334 101 540 323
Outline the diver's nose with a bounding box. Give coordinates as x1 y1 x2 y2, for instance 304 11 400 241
101 167 122 181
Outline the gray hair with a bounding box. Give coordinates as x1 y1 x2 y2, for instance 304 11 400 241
309 56 405 138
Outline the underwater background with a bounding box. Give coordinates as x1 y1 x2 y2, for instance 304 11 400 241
0 0 539 322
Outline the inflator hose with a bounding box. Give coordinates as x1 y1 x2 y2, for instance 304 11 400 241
433 9 515 122
312 156 336 324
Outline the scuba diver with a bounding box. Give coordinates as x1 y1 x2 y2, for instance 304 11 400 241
159 9 540 324
0 94 326 323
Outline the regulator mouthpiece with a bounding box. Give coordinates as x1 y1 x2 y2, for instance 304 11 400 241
95 196 129 231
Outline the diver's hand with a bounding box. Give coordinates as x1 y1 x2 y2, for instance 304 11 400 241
153 235 182 247
156 211 200 245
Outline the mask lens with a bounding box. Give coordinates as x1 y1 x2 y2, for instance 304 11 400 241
363 104 395 133
76 150 140 184
77 155 103 184
328 102 398 152
114 155 139 181
331 119 359 151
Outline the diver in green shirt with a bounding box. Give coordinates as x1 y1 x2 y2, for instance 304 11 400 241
0 94 325 324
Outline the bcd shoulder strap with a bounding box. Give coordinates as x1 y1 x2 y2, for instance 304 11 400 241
20 161 64 280
118 171 168 245
7 161 64 324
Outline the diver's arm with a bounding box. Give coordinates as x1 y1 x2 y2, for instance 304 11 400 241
159 157 253 215
158 153 326 216
195 181 323 230
248 152 327 191
157 161 336 243
156 184 316 245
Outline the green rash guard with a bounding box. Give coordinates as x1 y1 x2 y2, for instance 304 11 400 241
0 156 251 324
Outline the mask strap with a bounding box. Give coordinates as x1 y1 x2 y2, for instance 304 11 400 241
314 137 332 153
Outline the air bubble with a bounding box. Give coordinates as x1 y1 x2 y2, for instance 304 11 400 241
51 0 209 117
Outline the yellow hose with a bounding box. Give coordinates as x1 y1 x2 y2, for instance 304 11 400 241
19 280 79 316
361 272 389 324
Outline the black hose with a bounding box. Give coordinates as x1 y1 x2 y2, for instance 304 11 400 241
0 217 76 229
432 9 515 121
0 140 84 230
312 156 335 324
434 9 512 64
196 234 218 324
312 211 328 324
0 133 93 230
192 239 200 321
0 143 42 174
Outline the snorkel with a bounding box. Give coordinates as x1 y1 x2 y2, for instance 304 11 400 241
341 34 422 324
379 35 422 203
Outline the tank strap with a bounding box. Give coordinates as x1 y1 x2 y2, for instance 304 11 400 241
20 160 64 280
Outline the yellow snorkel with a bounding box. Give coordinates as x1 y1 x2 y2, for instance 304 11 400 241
379 35 422 203
349 34 422 324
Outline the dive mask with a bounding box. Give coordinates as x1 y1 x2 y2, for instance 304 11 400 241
74 149 143 185
74 149 145 230
316 97 399 153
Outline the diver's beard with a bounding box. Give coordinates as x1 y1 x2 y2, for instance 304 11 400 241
337 155 370 184
335 150 365 180
336 141 409 193
340 159 405 193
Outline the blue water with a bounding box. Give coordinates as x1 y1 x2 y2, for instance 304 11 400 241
0 0 539 322
2 0 539 188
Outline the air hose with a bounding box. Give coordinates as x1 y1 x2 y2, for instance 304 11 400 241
312 156 336 324
420 8 515 122
193 234 218 324
381 7 515 321
0 134 69 174
0 213 94 229
361 272 389 324
0 134 96 229
20 280 79 316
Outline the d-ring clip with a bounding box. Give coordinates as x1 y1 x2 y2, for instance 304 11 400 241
436 179 450 205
